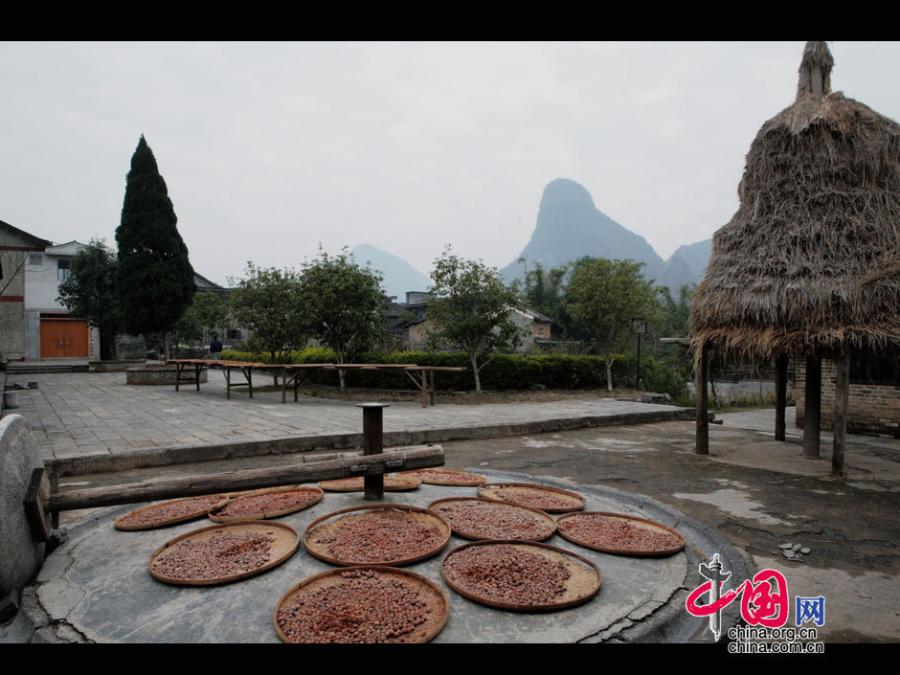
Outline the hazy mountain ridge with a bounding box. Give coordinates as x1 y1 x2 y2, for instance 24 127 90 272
354 179 711 302
351 243 431 301
501 178 710 291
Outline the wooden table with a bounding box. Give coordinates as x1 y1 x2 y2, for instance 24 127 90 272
404 366 467 407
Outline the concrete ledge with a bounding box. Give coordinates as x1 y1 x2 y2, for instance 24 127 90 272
48 407 695 477
89 360 144 373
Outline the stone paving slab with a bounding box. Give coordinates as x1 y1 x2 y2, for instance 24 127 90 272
3 372 691 474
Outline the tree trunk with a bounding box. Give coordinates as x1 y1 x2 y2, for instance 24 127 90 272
470 353 481 393
99 327 115 361
143 332 160 360
605 360 613 392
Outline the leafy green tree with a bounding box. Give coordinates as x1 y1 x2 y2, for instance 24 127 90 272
228 263 306 364
426 249 522 393
298 248 388 390
563 257 661 391
657 283 695 338
172 291 230 354
517 260 569 332
57 239 121 360
115 135 195 358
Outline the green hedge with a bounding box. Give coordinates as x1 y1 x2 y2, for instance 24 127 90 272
219 348 686 394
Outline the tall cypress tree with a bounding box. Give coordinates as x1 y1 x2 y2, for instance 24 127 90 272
115 135 195 358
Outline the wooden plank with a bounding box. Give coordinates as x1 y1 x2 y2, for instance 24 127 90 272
695 344 709 454
803 354 821 458
23 467 52 542
49 445 444 512
774 354 788 441
832 352 849 477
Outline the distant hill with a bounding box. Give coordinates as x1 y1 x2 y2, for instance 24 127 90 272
500 178 662 282
351 243 430 301
501 178 710 291
654 239 712 291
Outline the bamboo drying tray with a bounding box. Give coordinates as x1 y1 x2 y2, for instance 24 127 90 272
273 566 449 644
402 468 486 486
148 521 299 586
318 474 422 492
556 511 686 557
477 482 586 513
303 504 451 567
114 494 229 531
208 487 323 523
428 497 557 542
441 540 602 612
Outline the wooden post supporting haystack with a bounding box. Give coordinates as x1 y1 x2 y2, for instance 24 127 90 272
695 344 709 455
774 354 788 441
803 354 822 458
832 352 850 476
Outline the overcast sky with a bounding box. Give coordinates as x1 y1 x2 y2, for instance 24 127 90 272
2 41 898 285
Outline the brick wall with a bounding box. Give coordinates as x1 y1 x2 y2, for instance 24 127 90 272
795 359 900 438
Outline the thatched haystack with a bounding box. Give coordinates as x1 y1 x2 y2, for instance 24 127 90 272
690 42 900 360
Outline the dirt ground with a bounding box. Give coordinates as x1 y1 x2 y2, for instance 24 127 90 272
441 420 900 643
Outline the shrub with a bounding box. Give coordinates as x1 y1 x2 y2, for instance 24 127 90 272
218 348 649 391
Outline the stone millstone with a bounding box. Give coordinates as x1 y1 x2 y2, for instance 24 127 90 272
0 415 45 598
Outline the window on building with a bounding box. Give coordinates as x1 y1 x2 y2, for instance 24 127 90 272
226 328 242 340
28 253 43 266
57 258 71 281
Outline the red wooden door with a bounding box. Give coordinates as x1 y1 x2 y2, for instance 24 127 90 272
40 319 89 358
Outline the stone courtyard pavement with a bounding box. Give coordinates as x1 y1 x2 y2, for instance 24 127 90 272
2 370 686 462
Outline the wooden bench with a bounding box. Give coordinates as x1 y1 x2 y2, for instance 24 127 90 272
168 359 466 407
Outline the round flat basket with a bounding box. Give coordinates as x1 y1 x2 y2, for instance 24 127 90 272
402 468 486 486
115 494 229 531
442 540 602 612
303 504 451 567
429 497 557 542
273 566 449 643
208 487 323 523
556 511 686 557
224 484 306 499
477 483 585 513
148 521 299 586
318 474 422 492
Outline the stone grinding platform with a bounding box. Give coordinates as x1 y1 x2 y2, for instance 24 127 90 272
18 470 748 643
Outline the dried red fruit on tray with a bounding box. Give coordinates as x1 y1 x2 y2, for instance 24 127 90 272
318 474 422 492
274 567 448 644
429 498 557 541
115 494 228 530
149 522 300 586
152 532 273 581
557 512 685 557
402 468 486 486
442 541 602 611
208 487 322 523
478 483 585 513
304 506 450 566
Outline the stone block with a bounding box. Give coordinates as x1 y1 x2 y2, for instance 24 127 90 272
0 415 45 598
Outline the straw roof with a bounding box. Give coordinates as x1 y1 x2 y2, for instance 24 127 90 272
690 41 900 359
